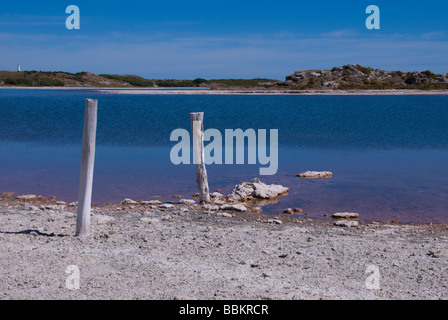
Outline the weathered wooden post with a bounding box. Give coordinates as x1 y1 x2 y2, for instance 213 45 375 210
190 112 210 203
76 99 98 236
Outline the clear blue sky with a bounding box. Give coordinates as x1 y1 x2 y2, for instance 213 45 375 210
0 0 447 79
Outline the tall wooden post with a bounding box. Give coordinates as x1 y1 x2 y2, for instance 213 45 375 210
190 112 210 203
76 99 98 236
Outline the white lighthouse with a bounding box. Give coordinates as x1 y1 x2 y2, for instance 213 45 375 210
17 64 21 72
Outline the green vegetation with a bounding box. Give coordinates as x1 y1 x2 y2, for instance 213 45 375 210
99 74 154 87
422 70 438 79
355 64 373 75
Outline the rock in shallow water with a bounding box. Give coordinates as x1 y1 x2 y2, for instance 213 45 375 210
296 171 333 178
227 178 289 202
121 198 138 205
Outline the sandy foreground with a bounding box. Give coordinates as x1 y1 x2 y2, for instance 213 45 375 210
0 197 447 300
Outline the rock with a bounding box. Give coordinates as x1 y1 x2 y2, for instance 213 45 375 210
216 212 233 218
213 200 226 205
334 220 359 228
284 208 293 214
68 201 78 206
296 171 333 178
16 194 38 201
427 250 441 258
121 198 138 205
220 204 247 212
332 212 359 219
267 219 283 224
56 201 67 205
0 192 15 198
192 193 200 198
178 199 196 205
159 204 174 209
141 200 163 205
210 192 225 199
227 178 289 201
173 195 183 198
203 204 219 211
293 208 303 213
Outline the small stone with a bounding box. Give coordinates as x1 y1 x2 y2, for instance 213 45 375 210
284 208 293 214
56 201 67 205
173 195 183 198
203 204 219 211
293 208 303 213
16 194 38 201
220 204 247 212
68 201 78 206
141 200 163 205
121 198 138 205
213 200 226 205
332 212 359 219
267 219 283 224
334 220 359 228
216 212 233 218
192 193 200 198
296 171 333 178
159 204 175 209
178 199 196 204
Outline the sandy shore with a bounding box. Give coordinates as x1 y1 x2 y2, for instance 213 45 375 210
0 196 447 300
2 87 448 95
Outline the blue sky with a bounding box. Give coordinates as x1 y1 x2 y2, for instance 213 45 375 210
0 0 447 79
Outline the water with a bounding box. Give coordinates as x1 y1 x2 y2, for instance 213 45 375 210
0 89 447 223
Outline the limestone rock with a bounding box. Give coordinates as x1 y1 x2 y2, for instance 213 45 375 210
141 200 163 205
203 204 219 211
220 204 247 212
16 195 38 201
178 199 196 205
332 212 359 219
227 178 289 201
121 198 138 205
334 220 359 228
296 171 333 178
159 204 175 209
216 212 233 218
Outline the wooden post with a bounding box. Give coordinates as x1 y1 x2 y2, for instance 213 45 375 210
76 99 98 236
190 112 210 203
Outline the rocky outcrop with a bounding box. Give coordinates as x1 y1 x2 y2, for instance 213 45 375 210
283 65 448 90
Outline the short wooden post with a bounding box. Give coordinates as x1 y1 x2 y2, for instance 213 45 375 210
76 99 98 236
190 112 210 203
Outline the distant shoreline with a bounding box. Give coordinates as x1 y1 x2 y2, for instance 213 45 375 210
1 87 448 95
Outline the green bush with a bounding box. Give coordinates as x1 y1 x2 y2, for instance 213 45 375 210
4 78 33 86
37 77 65 87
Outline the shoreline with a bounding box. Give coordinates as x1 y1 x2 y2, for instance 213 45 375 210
1 86 448 95
0 196 447 300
